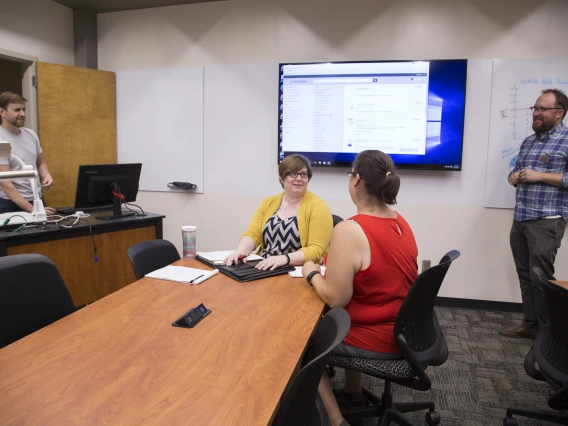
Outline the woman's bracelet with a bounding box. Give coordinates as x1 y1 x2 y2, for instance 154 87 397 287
283 253 290 265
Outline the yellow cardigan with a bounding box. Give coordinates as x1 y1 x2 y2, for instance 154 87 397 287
242 190 333 263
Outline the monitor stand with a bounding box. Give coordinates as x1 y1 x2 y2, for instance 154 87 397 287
95 192 135 221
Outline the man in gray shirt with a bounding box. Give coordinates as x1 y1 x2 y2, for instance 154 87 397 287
0 92 55 215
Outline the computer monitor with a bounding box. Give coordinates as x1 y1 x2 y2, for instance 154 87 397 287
74 163 142 220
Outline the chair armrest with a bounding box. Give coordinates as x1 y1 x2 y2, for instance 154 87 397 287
524 347 545 381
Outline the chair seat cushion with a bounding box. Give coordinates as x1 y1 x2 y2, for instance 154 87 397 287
329 354 430 380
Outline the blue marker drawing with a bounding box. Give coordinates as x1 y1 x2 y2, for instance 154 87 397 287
509 155 518 171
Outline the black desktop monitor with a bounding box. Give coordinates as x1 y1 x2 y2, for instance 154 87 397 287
74 163 142 220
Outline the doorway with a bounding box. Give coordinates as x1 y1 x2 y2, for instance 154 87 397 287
0 48 38 132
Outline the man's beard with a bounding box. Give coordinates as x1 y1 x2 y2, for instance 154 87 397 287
532 118 554 135
7 117 24 128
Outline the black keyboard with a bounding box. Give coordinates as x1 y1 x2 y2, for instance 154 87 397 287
218 262 294 282
55 205 112 216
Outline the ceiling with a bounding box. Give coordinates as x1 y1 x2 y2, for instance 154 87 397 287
51 0 227 13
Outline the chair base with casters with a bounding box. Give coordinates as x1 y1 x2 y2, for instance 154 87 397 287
329 332 446 426
334 383 440 426
503 408 568 425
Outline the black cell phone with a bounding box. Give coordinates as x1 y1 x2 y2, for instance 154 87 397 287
172 303 211 329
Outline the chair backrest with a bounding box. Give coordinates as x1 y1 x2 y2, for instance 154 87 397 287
538 274 568 375
272 308 351 426
394 250 460 362
0 254 77 349
127 239 181 280
332 214 343 228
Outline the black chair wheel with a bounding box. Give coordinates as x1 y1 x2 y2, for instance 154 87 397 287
426 411 441 425
502 417 518 426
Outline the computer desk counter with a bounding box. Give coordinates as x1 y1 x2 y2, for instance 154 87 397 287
0 212 165 306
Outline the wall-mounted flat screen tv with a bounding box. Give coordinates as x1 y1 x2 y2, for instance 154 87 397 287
278 59 468 170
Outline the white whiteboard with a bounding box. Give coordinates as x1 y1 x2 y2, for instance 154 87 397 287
485 58 568 208
116 67 204 193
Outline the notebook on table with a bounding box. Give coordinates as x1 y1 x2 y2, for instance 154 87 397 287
145 265 219 285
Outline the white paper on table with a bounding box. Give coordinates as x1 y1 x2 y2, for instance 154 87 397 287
196 250 264 264
288 266 326 278
145 265 219 285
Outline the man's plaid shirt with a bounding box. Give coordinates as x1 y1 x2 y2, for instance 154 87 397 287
509 122 568 223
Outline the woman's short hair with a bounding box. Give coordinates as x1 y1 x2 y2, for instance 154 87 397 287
278 154 313 188
353 150 400 205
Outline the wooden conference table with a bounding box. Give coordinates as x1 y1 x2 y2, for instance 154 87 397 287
0 259 325 425
551 280 568 290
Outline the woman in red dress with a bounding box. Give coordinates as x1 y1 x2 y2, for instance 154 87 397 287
303 150 418 426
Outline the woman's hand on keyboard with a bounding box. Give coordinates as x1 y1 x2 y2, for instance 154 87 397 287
255 255 287 271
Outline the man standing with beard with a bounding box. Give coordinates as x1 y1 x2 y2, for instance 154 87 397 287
0 92 55 214
499 89 568 339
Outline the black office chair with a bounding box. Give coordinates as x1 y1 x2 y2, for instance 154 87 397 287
328 250 460 426
272 307 351 426
332 214 344 228
127 239 181 280
0 254 78 349
503 268 568 426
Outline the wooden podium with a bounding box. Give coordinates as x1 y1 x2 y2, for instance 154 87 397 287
0 212 165 305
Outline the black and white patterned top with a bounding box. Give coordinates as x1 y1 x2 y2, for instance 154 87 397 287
261 212 301 257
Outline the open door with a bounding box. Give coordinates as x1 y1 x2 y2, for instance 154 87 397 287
36 63 117 207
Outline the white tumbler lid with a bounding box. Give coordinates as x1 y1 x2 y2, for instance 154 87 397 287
181 225 197 231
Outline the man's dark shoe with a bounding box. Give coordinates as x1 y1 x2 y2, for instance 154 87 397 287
498 324 538 339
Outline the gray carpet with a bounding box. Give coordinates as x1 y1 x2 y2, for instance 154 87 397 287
330 307 558 426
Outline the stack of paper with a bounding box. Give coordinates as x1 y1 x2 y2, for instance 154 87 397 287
196 250 264 265
145 266 219 285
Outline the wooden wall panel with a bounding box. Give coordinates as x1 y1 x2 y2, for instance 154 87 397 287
7 226 156 306
36 63 116 207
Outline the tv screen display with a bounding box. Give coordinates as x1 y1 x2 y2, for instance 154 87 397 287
278 59 467 170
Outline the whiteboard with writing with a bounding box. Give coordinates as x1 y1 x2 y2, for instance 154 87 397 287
484 58 568 208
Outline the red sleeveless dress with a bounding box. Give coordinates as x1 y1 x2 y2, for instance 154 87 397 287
337 213 418 353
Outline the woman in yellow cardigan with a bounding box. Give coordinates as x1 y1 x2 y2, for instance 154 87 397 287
225 154 333 271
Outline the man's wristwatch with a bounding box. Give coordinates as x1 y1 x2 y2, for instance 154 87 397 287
306 270 321 286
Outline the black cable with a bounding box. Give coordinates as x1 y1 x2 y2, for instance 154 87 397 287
123 201 145 216
114 187 145 217
78 218 98 262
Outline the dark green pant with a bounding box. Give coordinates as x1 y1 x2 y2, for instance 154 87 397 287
510 218 566 329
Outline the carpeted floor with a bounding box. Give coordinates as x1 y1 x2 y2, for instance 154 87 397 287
330 307 558 426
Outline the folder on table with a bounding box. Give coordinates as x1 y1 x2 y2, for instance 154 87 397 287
196 250 263 268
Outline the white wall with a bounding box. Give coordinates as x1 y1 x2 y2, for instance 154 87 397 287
98 0 568 303
0 0 74 65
